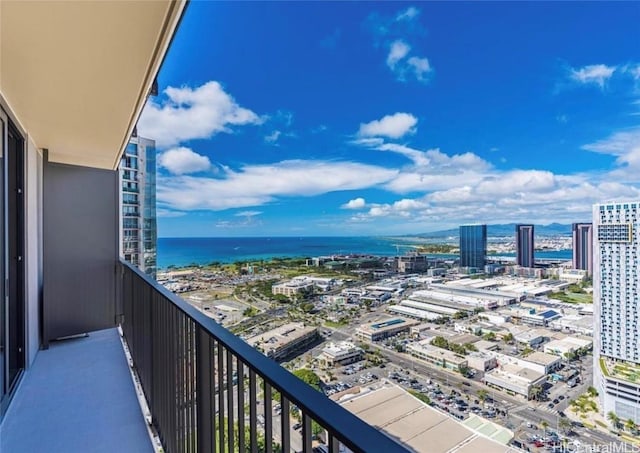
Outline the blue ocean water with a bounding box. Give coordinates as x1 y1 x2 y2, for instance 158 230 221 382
157 237 573 269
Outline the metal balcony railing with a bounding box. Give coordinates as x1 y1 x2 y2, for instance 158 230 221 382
120 260 407 453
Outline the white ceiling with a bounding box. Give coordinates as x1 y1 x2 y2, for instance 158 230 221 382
0 0 186 169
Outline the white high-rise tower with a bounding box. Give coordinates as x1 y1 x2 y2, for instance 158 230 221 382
593 202 640 424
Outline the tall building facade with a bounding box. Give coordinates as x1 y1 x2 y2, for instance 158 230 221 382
120 136 157 279
572 223 593 277
459 224 487 270
515 224 535 268
593 202 640 424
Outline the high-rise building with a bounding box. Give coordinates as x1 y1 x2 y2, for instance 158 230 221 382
572 223 593 276
120 135 157 279
593 202 640 424
459 224 487 270
515 224 535 268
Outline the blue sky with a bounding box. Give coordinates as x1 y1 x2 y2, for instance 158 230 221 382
138 1 640 238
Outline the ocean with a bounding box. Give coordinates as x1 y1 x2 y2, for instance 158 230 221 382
157 237 573 269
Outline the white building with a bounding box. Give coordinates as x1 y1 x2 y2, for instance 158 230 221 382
484 364 546 398
319 341 363 366
544 336 592 357
407 341 468 372
271 280 314 298
467 352 498 371
593 202 640 423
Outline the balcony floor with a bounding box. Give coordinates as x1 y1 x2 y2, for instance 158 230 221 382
1 328 153 453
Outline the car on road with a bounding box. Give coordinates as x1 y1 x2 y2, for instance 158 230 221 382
548 403 555 408
553 398 560 404
292 423 302 430
558 395 565 400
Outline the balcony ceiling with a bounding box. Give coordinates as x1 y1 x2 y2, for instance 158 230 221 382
0 0 185 170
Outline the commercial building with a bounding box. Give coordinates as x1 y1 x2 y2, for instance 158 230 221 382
544 336 592 357
120 135 157 279
394 253 428 273
515 224 535 268
549 314 594 336
246 323 319 362
271 280 314 298
467 352 498 371
407 341 468 372
459 224 487 270
593 202 640 423
355 317 420 341
319 341 363 367
484 364 546 398
572 222 593 277
338 385 518 453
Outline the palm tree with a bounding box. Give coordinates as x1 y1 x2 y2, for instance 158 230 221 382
607 411 621 430
477 389 489 404
625 418 637 434
529 385 544 401
558 417 572 434
540 420 549 438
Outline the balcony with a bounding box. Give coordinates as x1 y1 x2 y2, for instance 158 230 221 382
1 260 407 453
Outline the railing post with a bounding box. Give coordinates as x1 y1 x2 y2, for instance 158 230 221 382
196 327 214 453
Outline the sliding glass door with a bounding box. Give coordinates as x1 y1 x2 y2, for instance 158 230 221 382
0 108 25 417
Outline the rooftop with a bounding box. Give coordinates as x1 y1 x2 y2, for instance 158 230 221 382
246 322 317 353
338 385 518 453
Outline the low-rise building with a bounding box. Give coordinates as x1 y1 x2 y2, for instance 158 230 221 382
355 317 420 342
511 328 545 347
319 341 363 367
484 364 546 398
271 280 314 298
467 352 498 371
525 351 563 374
246 323 319 362
548 314 594 336
408 341 468 372
544 336 593 357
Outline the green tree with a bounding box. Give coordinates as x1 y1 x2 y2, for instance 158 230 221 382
625 418 637 434
293 369 322 391
458 364 471 377
541 420 549 437
464 342 478 352
528 385 543 401
502 333 514 344
558 417 572 434
432 336 450 349
483 332 496 341
587 386 598 397
607 411 621 429
453 311 468 319
477 389 489 404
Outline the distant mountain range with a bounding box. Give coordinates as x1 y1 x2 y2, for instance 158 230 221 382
417 223 572 238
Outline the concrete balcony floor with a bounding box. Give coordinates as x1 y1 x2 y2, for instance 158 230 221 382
0 328 152 453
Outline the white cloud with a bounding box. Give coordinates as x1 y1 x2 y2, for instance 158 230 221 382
582 127 640 181
342 197 367 209
138 81 262 148
158 147 211 175
556 114 568 123
157 160 397 211
265 130 282 144
358 113 418 139
386 40 411 69
396 6 420 22
235 211 262 217
570 64 616 88
407 56 432 82
156 208 186 218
